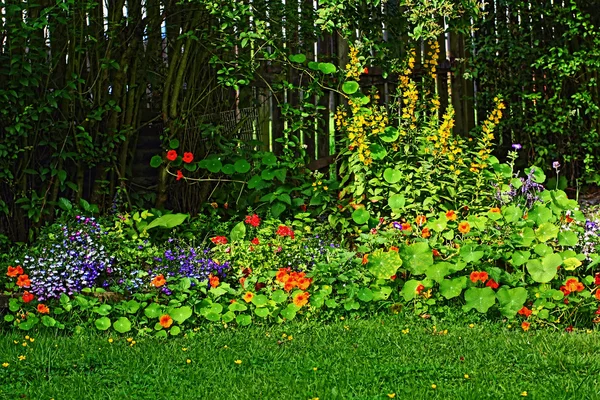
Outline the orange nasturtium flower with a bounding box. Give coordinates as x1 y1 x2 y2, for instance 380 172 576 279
151 274 166 288
209 274 220 288
469 271 488 283
293 292 310 308
362 254 369 265
518 306 532 317
415 215 427 226
458 222 471 234
159 314 173 329
521 321 530 331
390 246 399 252
401 223 411 231
243 292 255 303
421 227 431 239
7 265 23 278
37 304 50 314
564 278 584 293
16 274 31 288
22 291 34 303
595 291 600 301
489 207 501 213
445 210 457 221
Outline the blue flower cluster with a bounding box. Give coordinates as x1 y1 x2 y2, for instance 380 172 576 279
17 216 116 301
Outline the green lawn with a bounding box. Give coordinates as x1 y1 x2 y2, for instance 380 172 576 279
1 317 599 400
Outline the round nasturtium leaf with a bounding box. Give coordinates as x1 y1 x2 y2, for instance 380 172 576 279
367 249 402 279
357 288 374 302
439 277 467 299
261 152 277 166
526 254 561 283
289 54 307 63
254 308 270 318
379 126 400 142
205 159 222 173
369 143 387 160
383 168 402 184
318 62 337 74
496 287 527 317
251 294 268 307
463 287 496 313
234 159 251 174
221 164 235 175
150 155 163 168
170 306 193 324
170 326 181 335
342 81 360 94
113 317 132 333
388 194 405 210
271 290 287 303
169 139 180 149
352 208 370 225
95 317 111 331
236 314 252 326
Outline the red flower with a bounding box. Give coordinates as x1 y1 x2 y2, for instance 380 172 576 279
517 306 532 317
485 279 499 289
276 225 295 239
251 237 260 245
560 286 571 296
176 170 183 181
521 321 530 331
299 204 307 212
595 273 600 286
565 325 573 332
209 274 220 288
37 304 50 314
182 152 194 163
390 275 397 281
445 210 457 221
7 265 23 278
564 278 584 293
401 223 411 231
151 274 166 288
416 284 425 294
469 271 488 283
22 291 34 303
432 249 441 257
166 150 177 161
211 236 228 245
245 214 261 227
255 282 266 291
363 67 369 74
16 274 31 288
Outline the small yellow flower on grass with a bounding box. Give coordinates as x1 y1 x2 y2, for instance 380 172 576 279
223 345 228 349
182 348 187 351
13 341 18 344
507 325 512 329
431 384 437 389
22 342 27 347
387 394 396 398
402 328 409 334
131 341 136 345
2 363 8 368
464 374 470 379
234 359 242 365
469 324 474 328
108 338 114 343
340 316 345 320
313 367 318 371
186 359 191 364
282 333 287 338
25 336 29 340
521 391 528 397
126 338 133 342
18 355 26 361
288 335 293 341
29 338 34 343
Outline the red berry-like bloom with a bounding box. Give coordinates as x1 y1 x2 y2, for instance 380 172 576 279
245 214 261 227
182 152 194 163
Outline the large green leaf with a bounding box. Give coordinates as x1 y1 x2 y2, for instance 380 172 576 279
463 287 496 313
95 317 111 331
535 222 559 242
379 126 399 142
145 213 189 230
289 54 307 63
318 62 336 74
383 168 402 184
439 277 467 299
526 253 562 283
230 221 246 242
459 244 484 263
558 231 578 247
400 280 422 301
369 143 387 160
367 249 402 279
342 81 360 94
388 194 405 210
425 262 450 283
170 306 193 324
496 287 527 317
399 242 432 275
352 208 370 224
234 159 251 174
113 317 132 333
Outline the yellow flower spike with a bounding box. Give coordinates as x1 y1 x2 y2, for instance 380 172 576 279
18 355 26 361
2 363 8 368
186 359 191 364
234 359 242 365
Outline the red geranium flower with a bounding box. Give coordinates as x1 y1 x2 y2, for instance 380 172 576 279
176 170 183 181
182 152 194 163
22 291 34 303
211 236 228 245
276 225 295 239
166 150 177 161
245 214 261 227
7 265 23 278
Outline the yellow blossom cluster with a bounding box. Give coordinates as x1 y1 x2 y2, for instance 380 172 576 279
345 46 363 80
397 49 418 130
471 97 505 173
426 40 440 79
